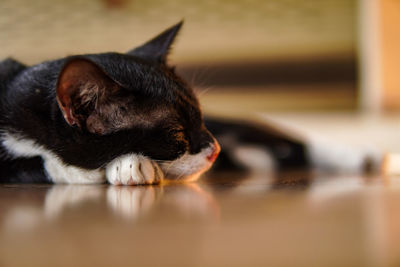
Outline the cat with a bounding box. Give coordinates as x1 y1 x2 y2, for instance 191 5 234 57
0 21 381 185
0 22 221 185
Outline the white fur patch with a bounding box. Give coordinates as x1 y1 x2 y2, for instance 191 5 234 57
160 145 215 182
105 154 163 185
1 133 105 184
232 145 276 171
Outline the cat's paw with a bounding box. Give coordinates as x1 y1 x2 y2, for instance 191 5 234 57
106 154 164 185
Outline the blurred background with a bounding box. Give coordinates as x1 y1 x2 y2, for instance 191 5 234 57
2 2 400 265
0 0 358 111
0 0 398 147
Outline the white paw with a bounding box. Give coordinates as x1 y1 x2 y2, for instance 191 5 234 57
106 154 164 185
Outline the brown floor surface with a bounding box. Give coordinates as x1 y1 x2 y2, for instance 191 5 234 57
1 171 400 267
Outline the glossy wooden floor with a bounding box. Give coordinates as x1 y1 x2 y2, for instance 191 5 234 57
1 171 400 267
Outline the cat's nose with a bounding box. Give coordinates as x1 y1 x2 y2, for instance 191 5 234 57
207 139 220 163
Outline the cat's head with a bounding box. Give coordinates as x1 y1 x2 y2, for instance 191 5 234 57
55 22 220 181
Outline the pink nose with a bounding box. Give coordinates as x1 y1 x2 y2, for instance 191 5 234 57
207 140 221 162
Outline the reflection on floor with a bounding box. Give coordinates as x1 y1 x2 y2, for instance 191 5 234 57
1 171 400 266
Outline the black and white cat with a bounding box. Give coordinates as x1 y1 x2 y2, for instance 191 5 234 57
0 22 221 185
0 22 380 185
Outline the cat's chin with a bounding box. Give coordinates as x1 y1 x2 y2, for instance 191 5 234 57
162 164 212 182
160 142 220 182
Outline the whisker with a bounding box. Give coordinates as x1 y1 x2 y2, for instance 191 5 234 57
165 158 181 174
196 86 214 97
189 65 211 88
153 159 173 163
175 168 190 180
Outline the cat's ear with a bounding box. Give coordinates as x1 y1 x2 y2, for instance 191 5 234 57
127 21 183 63
56 58 119 132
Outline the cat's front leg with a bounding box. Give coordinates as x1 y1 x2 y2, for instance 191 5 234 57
106 154 164 185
